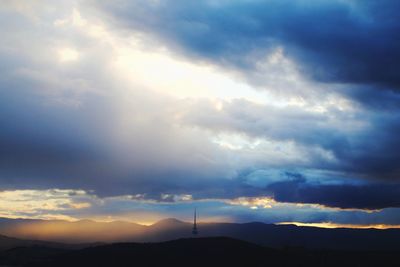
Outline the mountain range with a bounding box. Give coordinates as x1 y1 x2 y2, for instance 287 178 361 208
1 217 400 251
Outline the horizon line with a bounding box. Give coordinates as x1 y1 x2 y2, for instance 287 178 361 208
1 216 400 230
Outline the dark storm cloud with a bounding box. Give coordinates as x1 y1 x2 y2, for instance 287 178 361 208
342 86 400 111
335 112 400 180
93 0 400 90
267 174 400 210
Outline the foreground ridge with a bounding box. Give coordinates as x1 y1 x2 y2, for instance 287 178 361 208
0 237 399 267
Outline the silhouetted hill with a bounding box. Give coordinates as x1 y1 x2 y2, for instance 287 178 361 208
0 237 399 267
0 235 55 251
198 222 400 251
0 234 92 251
45 237 269 267
0 246 69 266
1 217 400 250
143 220 400 251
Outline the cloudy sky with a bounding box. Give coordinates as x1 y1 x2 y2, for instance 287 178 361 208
1 0 400 227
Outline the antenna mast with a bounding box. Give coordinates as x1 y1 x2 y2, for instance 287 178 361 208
192 208 198 235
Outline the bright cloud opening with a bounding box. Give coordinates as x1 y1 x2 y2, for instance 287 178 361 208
58 47 79 62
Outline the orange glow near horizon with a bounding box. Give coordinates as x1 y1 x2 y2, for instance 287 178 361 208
2 215 400 244
3 214 400 229
278 222 400 229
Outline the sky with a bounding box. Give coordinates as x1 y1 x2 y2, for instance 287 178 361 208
0 0 400 227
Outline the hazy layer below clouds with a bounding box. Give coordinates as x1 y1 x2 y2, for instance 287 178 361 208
1 217 400 251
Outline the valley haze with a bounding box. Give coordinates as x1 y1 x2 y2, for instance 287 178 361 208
0 217 400 251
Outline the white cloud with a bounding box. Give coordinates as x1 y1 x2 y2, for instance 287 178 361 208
58 47 79 62
0 189 91 220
